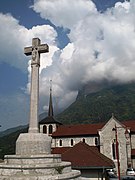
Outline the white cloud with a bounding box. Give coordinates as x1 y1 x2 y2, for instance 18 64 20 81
1 0 135 130
0 12 59 129
0 13 58 72
31 0 135 110
32 0 96 29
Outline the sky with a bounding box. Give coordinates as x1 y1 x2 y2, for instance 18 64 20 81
0 0 134 131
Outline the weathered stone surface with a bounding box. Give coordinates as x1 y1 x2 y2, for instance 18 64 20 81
0 38 81 179
24 38 49 134
16 133 52 155
0 170 81 180
0 154 81 179
4 154 61 164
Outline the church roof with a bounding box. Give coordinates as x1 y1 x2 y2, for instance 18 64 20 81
39 116 62 125
39 80 62 125
52 123 104 137
123 120 135 133
52 120 135 137
52 142 114 169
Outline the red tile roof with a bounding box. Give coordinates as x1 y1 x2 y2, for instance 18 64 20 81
52 123 104 137
123 120 135 132
52 120 135 137
52 147 72 154
52 142 114 169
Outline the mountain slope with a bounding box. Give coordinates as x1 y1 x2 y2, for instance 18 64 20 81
56 83 135 124
1 83 135 159
0 128 27 159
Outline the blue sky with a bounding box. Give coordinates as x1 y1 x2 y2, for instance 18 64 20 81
0 0 134 131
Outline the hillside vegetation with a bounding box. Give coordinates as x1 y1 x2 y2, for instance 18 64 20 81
56 83 135 124
1 83 135 158
0 128 27 159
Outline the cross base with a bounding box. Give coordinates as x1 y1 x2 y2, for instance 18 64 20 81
16 133 52 155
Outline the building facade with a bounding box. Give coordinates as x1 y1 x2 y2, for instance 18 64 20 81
39 115 135 176
39 87 135 178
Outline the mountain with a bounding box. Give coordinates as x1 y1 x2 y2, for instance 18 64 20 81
1 82 135 159
0 127 28 159
0 125 28 137
56 83 135 124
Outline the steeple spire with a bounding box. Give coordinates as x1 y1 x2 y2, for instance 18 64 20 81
48 80 54 117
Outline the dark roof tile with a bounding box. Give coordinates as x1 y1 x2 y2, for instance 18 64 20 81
123 120 135 132
52 142 114 168
52 120 135 137
52 123 104 137
39 116 62 125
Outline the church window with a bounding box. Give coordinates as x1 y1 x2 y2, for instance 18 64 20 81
112 139 116 159
95 137 98 146
59 139 62 147
43 125 47 134
49 124 53 134
71 139 74 146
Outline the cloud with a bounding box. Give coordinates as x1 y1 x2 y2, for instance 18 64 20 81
32 0 96 29
31 0 135 110
0 13 58 72
1 0 135 130
0 12 59 130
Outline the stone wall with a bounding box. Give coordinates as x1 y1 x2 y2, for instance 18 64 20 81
52 136 99 148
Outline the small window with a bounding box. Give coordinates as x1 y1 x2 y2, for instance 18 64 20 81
49 124 53 134
82 138 85 143
59 139 62 147
43 125 47 134
71 139 74 146
112 139 117 160
95 138 98 146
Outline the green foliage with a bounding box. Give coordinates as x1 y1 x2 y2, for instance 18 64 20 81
56 83 135 124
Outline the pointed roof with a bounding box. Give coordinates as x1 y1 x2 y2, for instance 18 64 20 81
52 142 114 169
39 80 62 125
48 80 53 117
98 114 127 133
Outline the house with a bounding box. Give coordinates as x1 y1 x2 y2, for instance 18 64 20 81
52 141 114 179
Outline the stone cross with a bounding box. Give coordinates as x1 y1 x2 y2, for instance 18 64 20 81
24 38 49 133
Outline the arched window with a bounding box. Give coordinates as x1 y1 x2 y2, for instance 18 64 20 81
59 139 62 147
71 139 74 146
43 125 47 134
49 125 53 134
112 139 116 159
82 138 85 143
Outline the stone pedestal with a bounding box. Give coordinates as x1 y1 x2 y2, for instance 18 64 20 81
16 133 51 155
0 133 81 179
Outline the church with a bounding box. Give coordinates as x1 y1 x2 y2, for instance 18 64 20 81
39 86 135 179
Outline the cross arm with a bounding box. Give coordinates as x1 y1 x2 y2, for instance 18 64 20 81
24 47 32 56
38 44 49 53
24 44 49 56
